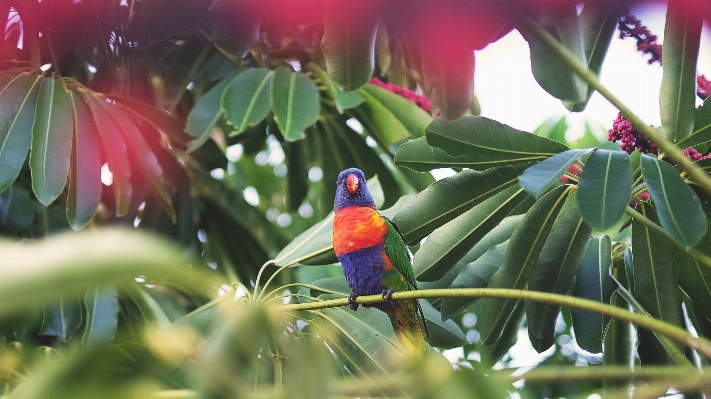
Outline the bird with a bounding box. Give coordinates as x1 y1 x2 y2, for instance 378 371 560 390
332 167 428 356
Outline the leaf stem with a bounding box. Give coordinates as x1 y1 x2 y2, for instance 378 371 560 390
510 365 706 384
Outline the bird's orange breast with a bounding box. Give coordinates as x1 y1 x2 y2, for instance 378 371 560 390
333 207 388 256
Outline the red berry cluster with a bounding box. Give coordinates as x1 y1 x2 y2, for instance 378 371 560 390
618 12 662 65
369 78 432 113
607 112 658 155
682 146 711 161
698 75 711 101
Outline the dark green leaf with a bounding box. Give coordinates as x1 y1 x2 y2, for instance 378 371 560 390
577 149 633 229
440 240 508 320
480 185 571 345
602 291 634 393
321 0 381 91
677 98 711 150
570 235 615 353
30 78 74 206
414 185 527 281
641 154 707 247
40 295 82 342
526 196 592 352
306 63 363 113
419 300 467 349
519 5 588 102
186 73 236 151
660 0 703 141
632 202 682 364
271 67 320 141
0 74 42 192
676 221 711 320
519 148 594 198
209 0 261 59
480 301 525 367
0 186 35 231
66 92 101 230
393 165 528 243
82 285 119 350
222 68 273 135
109 95 191 149
85 94 132 217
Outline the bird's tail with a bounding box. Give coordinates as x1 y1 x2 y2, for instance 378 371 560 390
386 299 428 357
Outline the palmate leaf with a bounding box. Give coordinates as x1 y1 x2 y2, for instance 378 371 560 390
186 72 237 151
479 185 571 345
271 67 320 141
659 0 703 141
221 68 273 135
519 148 594 198
577 149 633 230
641 154 707 247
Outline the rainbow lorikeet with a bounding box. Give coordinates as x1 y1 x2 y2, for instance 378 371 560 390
332 168 428 355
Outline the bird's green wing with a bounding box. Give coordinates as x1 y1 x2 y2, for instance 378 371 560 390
383 217 418 290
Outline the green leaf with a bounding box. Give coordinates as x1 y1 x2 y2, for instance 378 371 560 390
82 285 119 350
84 94 132 217
519 5 588 102
414 185 528 281
0 186 35 231
355 83 432 145
221 68 273 135
186 73 236 151
677 98 711 150
306 63 363 113
602 291 634 393
480 301 525 367
570 235 615 353
577 149 633 230
40 295 82 342
566 3 623 111
271 67 320 141
419 300 467 349
526 196 593 352
425 116 569 162
519 148 594 198
676 221 711 320
0 74 42 192
209 0 261 59
30 78 74 206
66 92 101 230
393 165 529 243
659 0 703 141
109 94 191 149
641 154 707 247
480 185 571 345
632 202 682 364
440 240 508 320
321 0 381 91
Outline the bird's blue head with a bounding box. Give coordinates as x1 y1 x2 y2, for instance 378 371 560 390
334 168 375 211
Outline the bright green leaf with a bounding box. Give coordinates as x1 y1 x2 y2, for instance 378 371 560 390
271 67 320 141
577 149 633 230
519 148 594 198
221 68 273 135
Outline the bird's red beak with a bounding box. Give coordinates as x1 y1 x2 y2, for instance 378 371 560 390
346 173 359 195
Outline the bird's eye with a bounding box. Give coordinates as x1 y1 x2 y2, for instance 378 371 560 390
346 173 359 195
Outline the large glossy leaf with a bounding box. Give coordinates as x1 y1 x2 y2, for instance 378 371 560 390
81 285 119 350
209 0 261 59
519 5 588 102
566 3 623 111
526 196 593 352
570 235 615 353
66 93 101 230
414 185 527 281
84 94 132 216
30 78 74 206
221 68 273 135
186 73 236 151
40 295 82 342
393 165 527 244
306 63 363 113
479 185 571 345
519 148 594 198
641 154 707 247
440 240 508 320
632 203 682 364
355 83 432 145
577 149 633 230
0 74 41 192
425 116 568 162
321 0 381 91
271 67 320 141
0 186 35 231
659 0 703 141
480 301 525 367
677 98 711 150
676 221 711 320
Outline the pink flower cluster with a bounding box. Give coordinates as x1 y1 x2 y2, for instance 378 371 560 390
698 75 711 100
607 112 658 155
682 146 711 161
618 12 662 65
369 78 432 113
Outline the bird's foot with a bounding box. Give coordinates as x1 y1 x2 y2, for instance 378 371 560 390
382 288 396 306
348 292 359 311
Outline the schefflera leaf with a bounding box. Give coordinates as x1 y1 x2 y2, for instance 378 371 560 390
641 154 707 247
30 78 75 206
186 72 237 151
271 66 320 141
525 194 593 352
0 72 42 193
221 68 273 135
307 63 363 113
479 185 572 345
570 235 615 354
577 149 633 230
519 148 594 198
675 219 711 320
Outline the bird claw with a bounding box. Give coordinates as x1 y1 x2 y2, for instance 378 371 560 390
382 288 396 305
348 292 359 311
